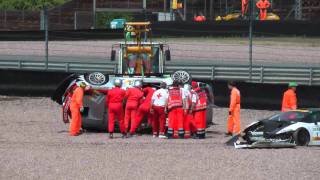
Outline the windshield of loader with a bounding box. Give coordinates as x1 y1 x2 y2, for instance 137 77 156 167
122 46 160 75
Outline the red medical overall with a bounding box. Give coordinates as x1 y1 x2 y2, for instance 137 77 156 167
106 87 126 133
124 87 144 133
151 89 168 136
194 87 208 138
130 87 155 134
167 87 184 138
184 90 197 138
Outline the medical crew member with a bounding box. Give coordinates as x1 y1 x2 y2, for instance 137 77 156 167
130 83 155 135
183 83 198 138
167 81 186 139
106 79 126 138
150 82 169 138
192 81 208 139
124 80 144 137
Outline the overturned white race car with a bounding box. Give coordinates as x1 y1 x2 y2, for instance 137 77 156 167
51 22 214 131
234 109 320 148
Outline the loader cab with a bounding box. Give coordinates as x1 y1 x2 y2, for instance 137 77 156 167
118 42 166 75
110 22 170 76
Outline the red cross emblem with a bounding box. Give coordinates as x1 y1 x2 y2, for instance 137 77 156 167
157 93 162 99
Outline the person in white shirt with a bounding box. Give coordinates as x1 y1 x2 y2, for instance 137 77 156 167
150 82 169 138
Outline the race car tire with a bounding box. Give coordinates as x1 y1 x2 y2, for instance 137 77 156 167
293 128 310 146
171 70 192 84
84 72 109 86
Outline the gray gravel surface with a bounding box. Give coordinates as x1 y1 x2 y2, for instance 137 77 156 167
1 37 320 67
1 96 320 180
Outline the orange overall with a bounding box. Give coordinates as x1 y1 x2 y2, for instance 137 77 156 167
281 89 297 112
256 0 271 20
242 0 249 16
227 87 241 134
69 87 84 136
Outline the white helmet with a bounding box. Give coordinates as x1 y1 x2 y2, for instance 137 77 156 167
134 80 142 88
114 79 122 87
183 84 191 91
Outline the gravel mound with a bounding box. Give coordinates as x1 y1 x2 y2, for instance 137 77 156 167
0 96 319 180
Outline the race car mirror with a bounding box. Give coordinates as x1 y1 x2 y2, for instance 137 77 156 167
165 49 171 61
111 50 116 61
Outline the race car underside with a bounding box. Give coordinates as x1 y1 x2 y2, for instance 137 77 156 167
233 132 296 149
230 120 297 149
234 139 296 149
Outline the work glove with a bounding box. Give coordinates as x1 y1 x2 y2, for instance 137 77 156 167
80 106 84 113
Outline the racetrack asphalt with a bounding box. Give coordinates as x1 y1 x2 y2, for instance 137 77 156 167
1 96 319 180
1 38 320 67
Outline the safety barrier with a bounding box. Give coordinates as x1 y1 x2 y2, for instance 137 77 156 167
0 60 116 73
164 63 320 86
1 59 320 86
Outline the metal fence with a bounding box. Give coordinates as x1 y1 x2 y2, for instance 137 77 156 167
0 28 319 86
165 63 320 86
1 59 320 86
0 60 115 73
1 0 320 31
0 2 319 86
0 10 94 31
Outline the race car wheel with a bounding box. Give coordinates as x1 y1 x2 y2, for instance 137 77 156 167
293 128 310 146
171 70 192 84
85 72 108 86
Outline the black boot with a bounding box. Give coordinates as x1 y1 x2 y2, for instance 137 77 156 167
178 128 185 139
167 128 173 139
121 133 127 139
198 130 206 139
